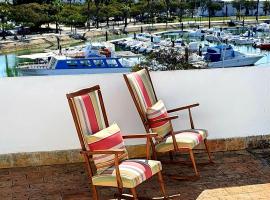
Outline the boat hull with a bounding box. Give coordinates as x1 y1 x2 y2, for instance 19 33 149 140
17 67 131 76
258 44 270 50
208 55 263 68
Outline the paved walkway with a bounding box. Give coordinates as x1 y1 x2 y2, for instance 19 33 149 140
0 150 270 200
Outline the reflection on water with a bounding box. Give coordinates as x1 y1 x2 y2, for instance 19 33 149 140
0 49 45 77
0 54 17 77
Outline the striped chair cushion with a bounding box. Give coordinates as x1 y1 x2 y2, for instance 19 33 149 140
72 90 106 137
146 100 173 138
126 69 157 113
92 159 162 188
155 129 208 152
86 123 129 174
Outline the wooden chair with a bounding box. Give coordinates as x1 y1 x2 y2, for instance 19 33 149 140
66 85 167 200
123 68 213 180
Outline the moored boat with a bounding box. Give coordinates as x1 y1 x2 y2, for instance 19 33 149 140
204 45 263 68
254 43 270 50
16 55 131 76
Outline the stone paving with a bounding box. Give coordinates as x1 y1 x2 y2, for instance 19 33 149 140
0 150 270 200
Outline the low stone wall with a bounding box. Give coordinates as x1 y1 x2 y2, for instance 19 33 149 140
1 134 269 169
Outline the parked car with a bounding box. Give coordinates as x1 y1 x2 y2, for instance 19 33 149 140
0 30 14 37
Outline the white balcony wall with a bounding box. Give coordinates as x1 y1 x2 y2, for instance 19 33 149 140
1 67 270 154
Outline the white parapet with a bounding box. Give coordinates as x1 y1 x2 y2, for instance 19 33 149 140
1 66 270 154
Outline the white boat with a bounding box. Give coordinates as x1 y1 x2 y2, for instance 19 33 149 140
242 30 256 37
189 29 206 37
204 45 263 68
145 44 160 54
159 38 172 47
229 36 259 45
138 42 151 53
174 39 184 47
136 33 161 43
205 31 229 43
16 55 131 76
189 42 199 52
256 23 270 32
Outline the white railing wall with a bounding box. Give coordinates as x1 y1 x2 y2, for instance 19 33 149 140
1 66 270 154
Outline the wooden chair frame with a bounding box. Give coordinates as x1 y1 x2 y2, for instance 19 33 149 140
123 68 213 180
66 85 167 200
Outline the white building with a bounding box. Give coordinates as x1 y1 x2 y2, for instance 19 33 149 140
199 0 269 17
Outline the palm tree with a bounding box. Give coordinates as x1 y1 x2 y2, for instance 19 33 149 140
87 0 91 30
51 0 63 33
93 0 104 29
263 0 270 15
164 0 171 29
256 0 260 22
205 0 222 28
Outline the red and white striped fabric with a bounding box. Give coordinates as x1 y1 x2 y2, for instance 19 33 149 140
146 100 172 138
126 69 157 112
86 123 129 174
72 91 106 137
92 159 162 188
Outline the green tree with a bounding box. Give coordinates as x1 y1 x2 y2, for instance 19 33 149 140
169 0 187 22
164 0 171 28
0 2 11 39
50 0 63 33
93 0 105 29
232 0 245 20
10 3 50 29
256 0 260 22
130 1 143 24
205 0 222 28
243 0 257 15
59 4 87 28
263 0 270 15
187 0 198 18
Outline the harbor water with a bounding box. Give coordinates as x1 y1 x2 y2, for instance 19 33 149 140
2 28 270 77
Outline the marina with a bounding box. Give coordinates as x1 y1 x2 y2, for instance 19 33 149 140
2 25 270 77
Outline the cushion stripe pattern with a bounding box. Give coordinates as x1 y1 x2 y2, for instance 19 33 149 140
146 100 173 138
127 69 156 112
72 91 106 137
155 129 208 152
86 124 129 174
92 159 162 188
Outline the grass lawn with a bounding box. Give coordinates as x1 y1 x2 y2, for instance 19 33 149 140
179 16 270 22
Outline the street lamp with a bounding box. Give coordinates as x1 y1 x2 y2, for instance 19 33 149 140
1 16 7 40
72 19 75 34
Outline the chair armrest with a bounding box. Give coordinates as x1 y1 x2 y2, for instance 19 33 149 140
146 115 178 125
167 103 199 113
81 149 125 188
80 149 126 156
122 133 158 139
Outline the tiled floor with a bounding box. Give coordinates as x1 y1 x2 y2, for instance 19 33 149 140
1 150 270 200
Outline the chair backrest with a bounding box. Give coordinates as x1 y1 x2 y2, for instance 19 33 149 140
66 85 109 151
124 68 158 130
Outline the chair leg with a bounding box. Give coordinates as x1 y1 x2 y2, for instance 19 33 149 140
130 187 138 200
189 149 199 177
169 151 173 161
204 139 213 163
92 185 99 200
117 187 123 197
157 171 167 198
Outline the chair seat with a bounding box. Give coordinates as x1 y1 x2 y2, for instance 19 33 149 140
92 159 162 188
155 129 208 152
